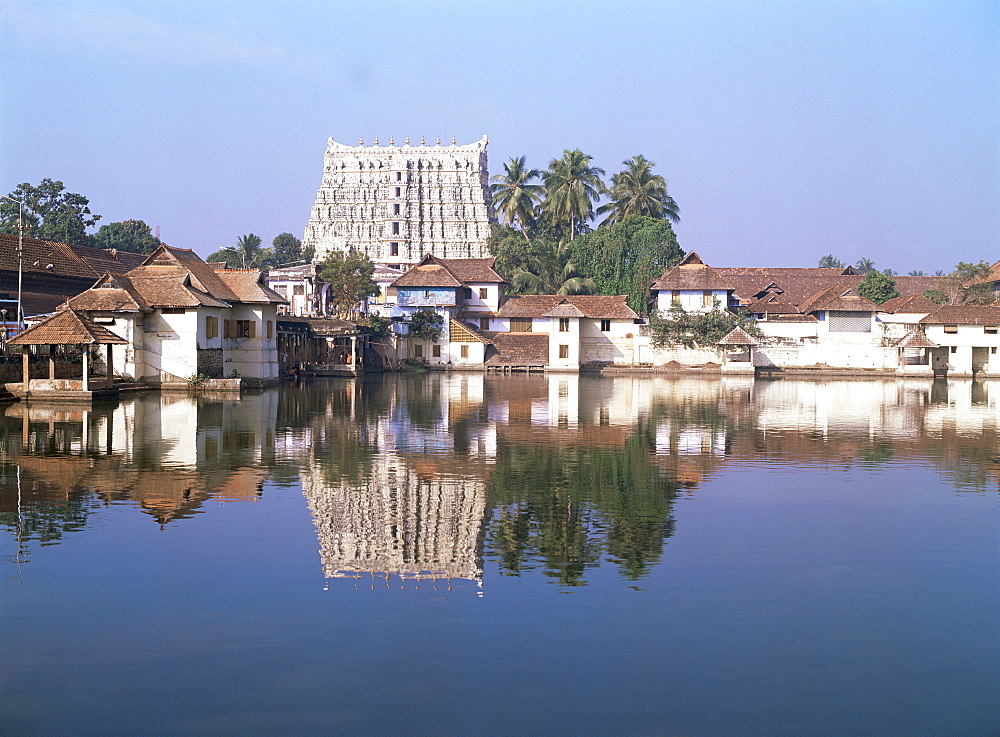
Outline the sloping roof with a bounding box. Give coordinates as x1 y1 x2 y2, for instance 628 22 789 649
498 295 638 319
893 330 937 348
216 270 286 304
919 305 1000 326
8 308 127 345
879 294 941 314
652 252 735 291
747 293 802 314
718 327 760 346
485 333 549 366
391 254 503 288
798 284 879 313
131 245 241 302
126 275 231 308
67 274 149 312
542 299 588 318
0 233 139 280
449 318 488 343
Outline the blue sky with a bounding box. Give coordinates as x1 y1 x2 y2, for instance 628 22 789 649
1 0 997 272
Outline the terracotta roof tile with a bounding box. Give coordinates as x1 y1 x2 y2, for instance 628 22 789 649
485 333 549 366
879 294 940 314
798 284 879 313
216 270 286 304
718 327 760 346
391 254 503 288
498 295 638 319
132 245 240 302
919 305 1000 325
67 274 148 312
893 330 937 348
9 308 127 346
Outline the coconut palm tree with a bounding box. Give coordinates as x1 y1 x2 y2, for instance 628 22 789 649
542 149 605 241
511 240 595 295
597 155 679 225
236 233 265 269
854 257 876 274
490 156 544 241
818 254 845 269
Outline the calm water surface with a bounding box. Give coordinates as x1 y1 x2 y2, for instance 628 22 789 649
1 374 997 737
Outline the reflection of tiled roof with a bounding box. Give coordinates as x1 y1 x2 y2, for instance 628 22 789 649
920 305 1000 325
798 284 879 313
498 295 638 319
485 333 549 366
9 307 127 345
879 294 940 314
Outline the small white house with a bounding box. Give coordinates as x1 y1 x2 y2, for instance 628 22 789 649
920 305 1000 376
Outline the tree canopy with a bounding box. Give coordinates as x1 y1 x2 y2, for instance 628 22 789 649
490 156 544 240
597 155 679 225
542 149 605 241
92 219 161 255
316 249 379 318
272 232 305 265
857 270 900 305
924 261 996 305
649 305 762 349
571 216 684 315
1 179 100 247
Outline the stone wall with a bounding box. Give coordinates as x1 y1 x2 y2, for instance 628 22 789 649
197 348 224 378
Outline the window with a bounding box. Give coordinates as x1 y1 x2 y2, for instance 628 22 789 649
206 316 218 339
479 288 488 300
671 290 680 306
479 317 490 331
702 290 713 307
391 222 400 235
510 318 532 333
266 320 273 340
600 319 611 332
395 186 401 197
943 325 958 334
393 203 400 215
460 345 469 358
462 287 473 299
396 171 402 181
234 320 254 338
293 285 304 295
559 318 570 333
161 307 185 314
390 242 399 256
985 326 998 334
950 346 958 354
414 343 423 358
432 344 441 358
559 344 569 359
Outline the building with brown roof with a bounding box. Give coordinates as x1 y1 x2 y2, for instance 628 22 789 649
66 244 286 385
920 305 1000 376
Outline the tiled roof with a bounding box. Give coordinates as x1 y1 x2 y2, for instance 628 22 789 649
216 270 286 304
879 294 941 314
9 308 127 346
132 246 240 302
485 333 549 366
798 284 879 313
919 305 1000 325
652 252 735 291
893 330 937 348
747 293 802 314
498 295 638 319
718 327 760 346
127 275 230 308
391 254 503 288
542 299 587 318
67 274 148 312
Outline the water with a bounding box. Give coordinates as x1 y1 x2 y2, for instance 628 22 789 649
1 374 997 737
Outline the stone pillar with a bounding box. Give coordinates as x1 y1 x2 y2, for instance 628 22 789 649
48 345 55 379
22 348 29 392
82 347 89 392
350 336 358 371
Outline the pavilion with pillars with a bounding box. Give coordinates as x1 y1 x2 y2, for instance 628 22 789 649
6 308 126 400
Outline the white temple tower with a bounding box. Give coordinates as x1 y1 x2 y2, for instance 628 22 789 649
304 135 495 268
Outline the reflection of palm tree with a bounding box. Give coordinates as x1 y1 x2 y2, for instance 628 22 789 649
597 155 679 225
511 241 595 295
543 149 605 241
490 156 543 241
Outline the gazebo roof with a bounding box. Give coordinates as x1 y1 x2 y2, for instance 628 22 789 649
893 329 937 349
717 327 760 346
8 308 127 346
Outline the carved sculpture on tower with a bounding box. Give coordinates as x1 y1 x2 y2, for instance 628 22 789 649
303 135 495 268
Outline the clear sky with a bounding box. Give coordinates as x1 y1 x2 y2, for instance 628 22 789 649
1 0 997 272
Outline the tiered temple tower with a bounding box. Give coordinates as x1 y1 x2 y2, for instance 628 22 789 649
303 135 494 268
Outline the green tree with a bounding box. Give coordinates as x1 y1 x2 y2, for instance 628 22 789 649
0 179 100 247
316 249 379 318
207 233 275 270
92 219 161 255
854 257 876 274
597 155 679 225
818 254 845 268
933 261 995 305
649 305 762 348
407 308 444 341
490 156 544 241
272 232 304 265
542 149 605 241
908 270 926 276
572 215 684 315
857 270 900 305
510 240 595 295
